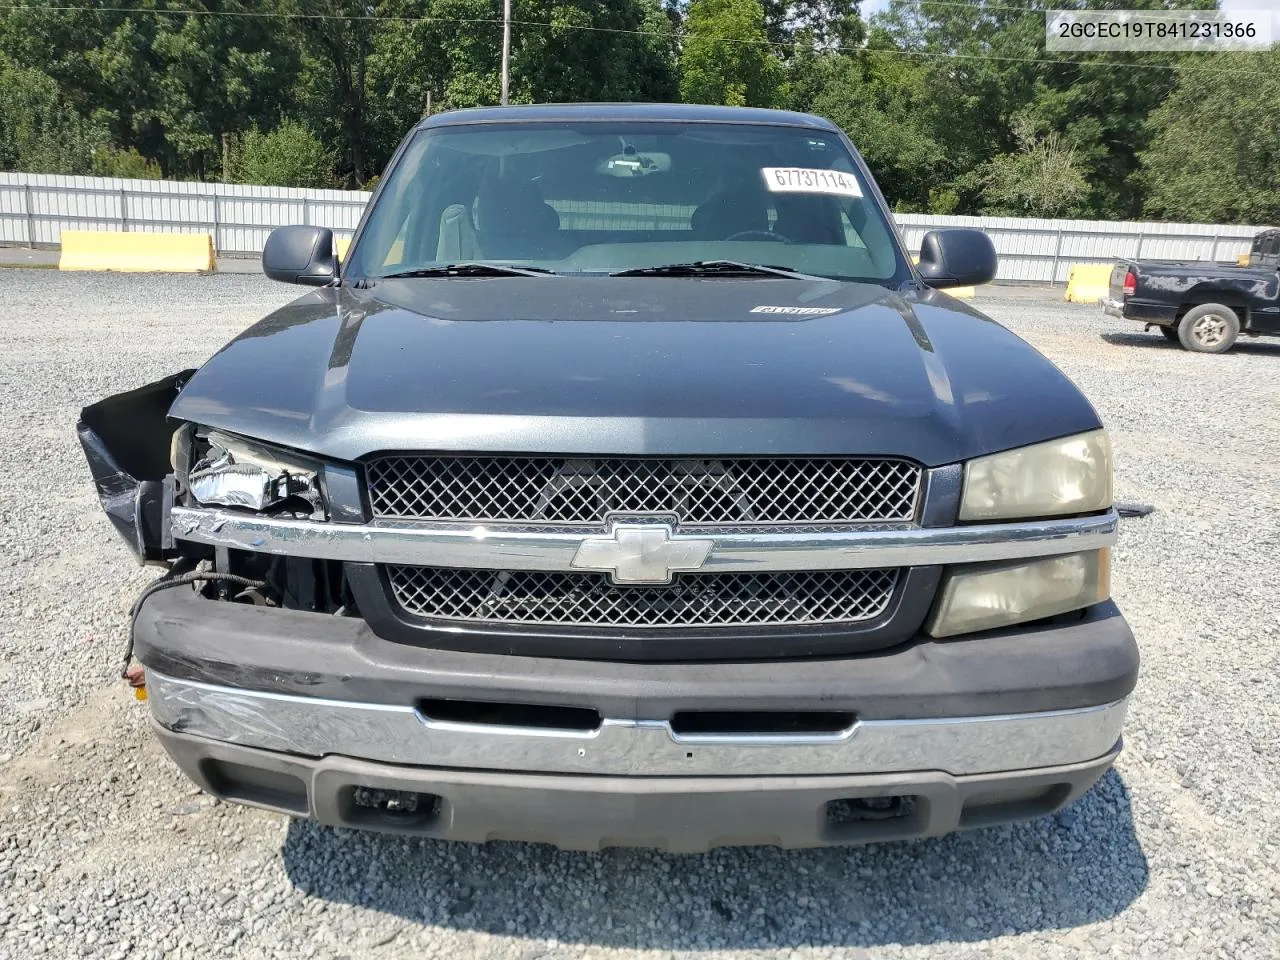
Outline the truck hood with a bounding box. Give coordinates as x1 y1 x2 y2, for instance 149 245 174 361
169 277 1101 467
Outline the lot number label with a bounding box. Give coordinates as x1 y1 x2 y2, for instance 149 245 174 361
761 167 863 198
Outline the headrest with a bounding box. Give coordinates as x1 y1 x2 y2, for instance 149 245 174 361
474 177 560 236
772 195 845 245
691 187 769 239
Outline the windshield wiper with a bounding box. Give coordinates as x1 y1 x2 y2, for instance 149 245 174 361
376 262 556 280
610 260 821 280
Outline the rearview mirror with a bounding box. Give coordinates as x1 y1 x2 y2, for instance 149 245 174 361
917 229 997 289
597 151 671 178
262 225 337 286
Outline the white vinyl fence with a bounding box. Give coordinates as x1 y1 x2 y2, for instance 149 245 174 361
0 172 369 256
895 213 1266 284
0 171 1270 284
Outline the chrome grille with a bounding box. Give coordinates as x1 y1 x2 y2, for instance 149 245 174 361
366 457 921 526
386 566 899 628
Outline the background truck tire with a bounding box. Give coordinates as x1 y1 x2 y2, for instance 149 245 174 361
1178 303 1239 353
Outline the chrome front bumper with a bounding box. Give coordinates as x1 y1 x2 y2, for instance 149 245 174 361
147 670 1128 779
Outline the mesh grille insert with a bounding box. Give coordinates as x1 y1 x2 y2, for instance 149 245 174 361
386 566 899 628
366 457 922 526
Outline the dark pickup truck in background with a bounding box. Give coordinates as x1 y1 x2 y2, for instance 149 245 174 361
1104 228 1280 353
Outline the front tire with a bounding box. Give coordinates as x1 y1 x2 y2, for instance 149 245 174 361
1178 304 1239 354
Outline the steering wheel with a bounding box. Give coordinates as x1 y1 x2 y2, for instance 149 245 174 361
726 230 791 243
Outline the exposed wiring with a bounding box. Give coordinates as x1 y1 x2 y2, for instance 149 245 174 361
121 569 266 680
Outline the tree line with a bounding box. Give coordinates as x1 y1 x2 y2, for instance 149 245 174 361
1 0 1276 225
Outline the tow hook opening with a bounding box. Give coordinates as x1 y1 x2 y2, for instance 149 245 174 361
826 795 919 824
347 787 442 828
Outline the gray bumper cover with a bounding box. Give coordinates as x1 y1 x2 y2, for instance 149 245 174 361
133 588 1138 720
135 587 1136 849
155 724 1121 852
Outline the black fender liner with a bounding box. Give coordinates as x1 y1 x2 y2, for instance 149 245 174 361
77 370 193 563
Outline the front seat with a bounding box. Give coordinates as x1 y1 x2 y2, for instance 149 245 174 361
435 203 481 262
473 176 561 260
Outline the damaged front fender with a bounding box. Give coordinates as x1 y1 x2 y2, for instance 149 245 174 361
78 371 195 564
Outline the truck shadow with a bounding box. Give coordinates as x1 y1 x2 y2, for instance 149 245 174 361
1101 331 1280 355
279 768 1147 949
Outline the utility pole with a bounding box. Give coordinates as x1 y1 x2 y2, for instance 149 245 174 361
500 0 511 105
221 133 232 183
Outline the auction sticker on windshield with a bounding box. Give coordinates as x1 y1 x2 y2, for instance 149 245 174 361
761 167 863 198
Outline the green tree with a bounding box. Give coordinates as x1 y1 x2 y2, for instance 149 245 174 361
0 1 298 179
92 146 164 179
233 120 334 187
762 0 861 51
368 0 498 148
790 49 945 212
147 3 301 178
975 114 1087 217
513 0 678 105
0 0 1256 221
370 0 677 152
1141 49 1280 225
284 0 377 187
0 55 105 173
680 0 784 108
867 0 1212 217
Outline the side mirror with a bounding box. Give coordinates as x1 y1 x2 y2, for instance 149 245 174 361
262 225 337 286
917 228 997 289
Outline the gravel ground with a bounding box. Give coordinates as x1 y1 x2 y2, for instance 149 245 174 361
0 271 1277 959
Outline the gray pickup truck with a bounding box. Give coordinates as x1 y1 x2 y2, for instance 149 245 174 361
79 104 1136 852
1104 228 1280 352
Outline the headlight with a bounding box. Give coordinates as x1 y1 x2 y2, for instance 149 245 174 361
959 430 1112 521
185 429 325 518
926 550 1110 638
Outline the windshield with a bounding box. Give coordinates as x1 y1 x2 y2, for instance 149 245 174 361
348 121 911 285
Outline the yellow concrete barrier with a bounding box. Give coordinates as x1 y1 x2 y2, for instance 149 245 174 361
59 230 215 273
1063 263 1113 303
335 236 351 261
1236 253 1250 266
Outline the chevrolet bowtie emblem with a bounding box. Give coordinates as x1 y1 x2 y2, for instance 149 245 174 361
571 523 714 584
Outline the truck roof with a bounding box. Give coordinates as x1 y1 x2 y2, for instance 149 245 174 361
416 102 840 131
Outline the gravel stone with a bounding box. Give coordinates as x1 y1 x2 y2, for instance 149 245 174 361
0 272 1277 959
